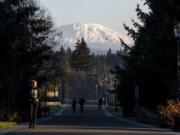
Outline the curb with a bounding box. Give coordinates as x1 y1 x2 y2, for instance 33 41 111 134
103 106 166 129
102 106 180 134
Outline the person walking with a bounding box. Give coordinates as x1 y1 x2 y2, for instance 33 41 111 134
72 98 77 114
29 80 39 129
79 98 85 113
98 98 103 111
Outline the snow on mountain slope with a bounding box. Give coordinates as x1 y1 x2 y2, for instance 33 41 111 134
55 23 133 54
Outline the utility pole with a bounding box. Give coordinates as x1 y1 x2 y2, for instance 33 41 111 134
96 84 98 101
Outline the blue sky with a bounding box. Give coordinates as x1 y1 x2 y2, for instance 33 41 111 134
39 0 148 35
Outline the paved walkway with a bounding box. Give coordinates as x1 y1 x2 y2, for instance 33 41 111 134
1 105 179 135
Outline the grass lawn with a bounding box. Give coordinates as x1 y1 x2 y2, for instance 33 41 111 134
50 106 61 114
0 122 17 128
106 105 123 117
106 105 136 121
40 106 61 118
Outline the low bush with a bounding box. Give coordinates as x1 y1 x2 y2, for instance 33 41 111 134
157 99 180 128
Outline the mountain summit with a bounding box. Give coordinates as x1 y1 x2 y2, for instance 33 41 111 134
55 23 133 54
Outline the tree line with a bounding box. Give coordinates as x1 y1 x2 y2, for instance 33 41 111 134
1 0 178 121
49 38 121 101
114 0 180 116
0 0 60 120
0 0 120 121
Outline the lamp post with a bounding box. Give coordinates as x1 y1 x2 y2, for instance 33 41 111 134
104 78 108 106
174 23 180 97
95 84 98 101
114 78 118 112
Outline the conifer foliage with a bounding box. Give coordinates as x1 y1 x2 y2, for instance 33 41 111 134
0 0 54 119
115 0 180 114
71 38 94 71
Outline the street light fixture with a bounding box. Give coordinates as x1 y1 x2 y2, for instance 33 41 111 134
174 23 180 96
95 84 98 101
100 78 108 106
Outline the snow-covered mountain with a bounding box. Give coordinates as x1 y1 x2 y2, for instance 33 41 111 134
55 23 133 54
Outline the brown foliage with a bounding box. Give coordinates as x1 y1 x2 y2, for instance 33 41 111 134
157 99 180 128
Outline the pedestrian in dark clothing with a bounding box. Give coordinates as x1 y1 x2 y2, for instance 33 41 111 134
98 98 103 111
72 98 77 114
29 80 39 129
79 98 85 113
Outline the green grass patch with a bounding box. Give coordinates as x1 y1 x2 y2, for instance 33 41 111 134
50 106 61 114
39 106 62 118
0 122 17 128
106 105 123 117
106 106 136 121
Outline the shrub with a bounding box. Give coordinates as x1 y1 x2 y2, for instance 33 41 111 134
157 99 180 128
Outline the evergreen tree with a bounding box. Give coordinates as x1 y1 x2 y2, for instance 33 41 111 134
60 46 66 55
59 46 71 73
71 37 94 71
0 0 54 118
66 47 72 56
106 49 112 65
115 0 180 112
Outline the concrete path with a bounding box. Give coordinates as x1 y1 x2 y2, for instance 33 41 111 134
2 105 179 135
